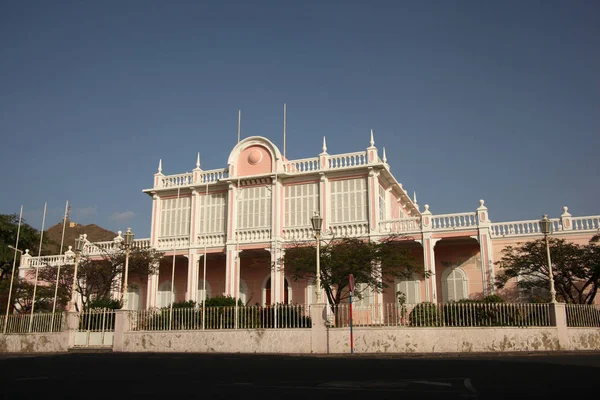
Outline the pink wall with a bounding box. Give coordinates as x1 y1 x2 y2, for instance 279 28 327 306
158 257 189 303
236 145 273 176
434 240 483 301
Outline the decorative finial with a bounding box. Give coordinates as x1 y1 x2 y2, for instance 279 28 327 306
479 199 485 207
382 147 387 163
196 152 201 169
561 206 571 217
413 191 417 204
157 159 162 174
322 136 327 153
370 129 374 147
424 204 430 212
563 206 568 213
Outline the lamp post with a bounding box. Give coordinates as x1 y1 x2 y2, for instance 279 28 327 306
539 215 557 303
310 212 323 303
122 228 134 310
70 234 86 311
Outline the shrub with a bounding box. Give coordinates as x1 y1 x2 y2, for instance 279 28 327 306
409 302 441 326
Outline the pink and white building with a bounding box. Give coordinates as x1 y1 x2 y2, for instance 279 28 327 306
20 133 600 309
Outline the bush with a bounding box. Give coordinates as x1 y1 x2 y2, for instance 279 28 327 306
409 302 441 326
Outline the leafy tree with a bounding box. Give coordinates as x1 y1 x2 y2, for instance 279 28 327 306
495 236 600 304
37 246 164 311
0 214 44 281
0 277 54 314
282 235 422 306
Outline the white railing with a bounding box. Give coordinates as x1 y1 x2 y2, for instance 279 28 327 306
282 226 314 241
25 255 70 268
566 304 600 327
329 222 369 238
283 157 320 173
237 228 271 242
328 151 368 169
77 308 116 333
157 236 190 249
329 302 552 328
431 212 477 230
198 168 229 184
571 216 600 232
158 172 194 188
197 233 226 247
128 304 311 331
3 312 65 333
491 218 560 237
378 217 421 234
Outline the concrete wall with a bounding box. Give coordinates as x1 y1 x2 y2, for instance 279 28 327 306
567 328 600 350
121 329 312 353
328 327 562 353
0 332 68 353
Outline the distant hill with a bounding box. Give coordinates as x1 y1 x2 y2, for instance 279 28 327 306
44 220 117 254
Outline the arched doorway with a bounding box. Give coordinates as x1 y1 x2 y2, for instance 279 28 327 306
263 277 290 305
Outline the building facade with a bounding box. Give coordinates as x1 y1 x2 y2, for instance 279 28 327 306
20 133 600 309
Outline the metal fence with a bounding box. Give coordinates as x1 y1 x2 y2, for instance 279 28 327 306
3 312 65 334
129 304 312 331
566 304 600 327
330 302 553 328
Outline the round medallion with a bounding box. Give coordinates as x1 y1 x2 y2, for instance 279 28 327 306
247 150 263 165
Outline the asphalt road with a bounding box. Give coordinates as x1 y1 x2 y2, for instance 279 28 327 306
1 351 599 399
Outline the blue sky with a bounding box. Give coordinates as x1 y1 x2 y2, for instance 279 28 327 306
1 1 598 239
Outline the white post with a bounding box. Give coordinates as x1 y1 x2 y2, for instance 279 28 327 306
29 202 47 333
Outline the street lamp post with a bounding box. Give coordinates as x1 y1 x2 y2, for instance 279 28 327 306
310 212 323 303
70 234 86 311
122 228 135 310
539 215 557 303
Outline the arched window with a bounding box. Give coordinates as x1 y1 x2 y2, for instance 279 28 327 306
442 268 468 302
127 286 142 310
263 276 292 305
197 279 212 304
395 274 421 304
157 280 174 308
353 283 373 308
239 280 248 305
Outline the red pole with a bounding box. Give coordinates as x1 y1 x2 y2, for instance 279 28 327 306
349 294 354 354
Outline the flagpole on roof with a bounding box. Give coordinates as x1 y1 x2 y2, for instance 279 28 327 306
51 200 69 331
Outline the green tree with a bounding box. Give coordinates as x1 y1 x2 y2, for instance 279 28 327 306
37 246 164 311
282 235 422 306
0 214 43 281
495 236 600 304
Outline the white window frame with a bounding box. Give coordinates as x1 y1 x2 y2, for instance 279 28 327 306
197 279 212 303
284 183 319 227
238 186 272 229
395 274 421 304
442 267 469 302
330 178 367 223
378 184 387 221
199 192 227 234
127 285 142 310
160 197 191 237
157 280 175 308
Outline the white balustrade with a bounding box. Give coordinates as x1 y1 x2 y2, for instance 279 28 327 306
197 233 226 246
378 217 421 233
571 216 600 232
431 213 477 230
282 227 314 241
283 158 320 173
490 219 545 237
198 168 229 184
157 236 190 249
329 222 369 238
237 228 271 242
158 173 194 188
26 255 71 268
328 152 367 169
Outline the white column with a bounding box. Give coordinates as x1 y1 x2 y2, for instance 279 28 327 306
476 200 494 296
146 261 159 309
368 168 379 232
150 193 161 248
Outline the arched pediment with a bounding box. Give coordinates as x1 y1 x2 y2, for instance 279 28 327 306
227 136 283 177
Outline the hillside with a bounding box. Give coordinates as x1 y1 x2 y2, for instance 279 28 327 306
44 220 117 254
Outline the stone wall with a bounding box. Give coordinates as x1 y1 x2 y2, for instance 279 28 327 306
121 329 312 353
328 327 562 353
567 328 600 350
0 333 68 353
